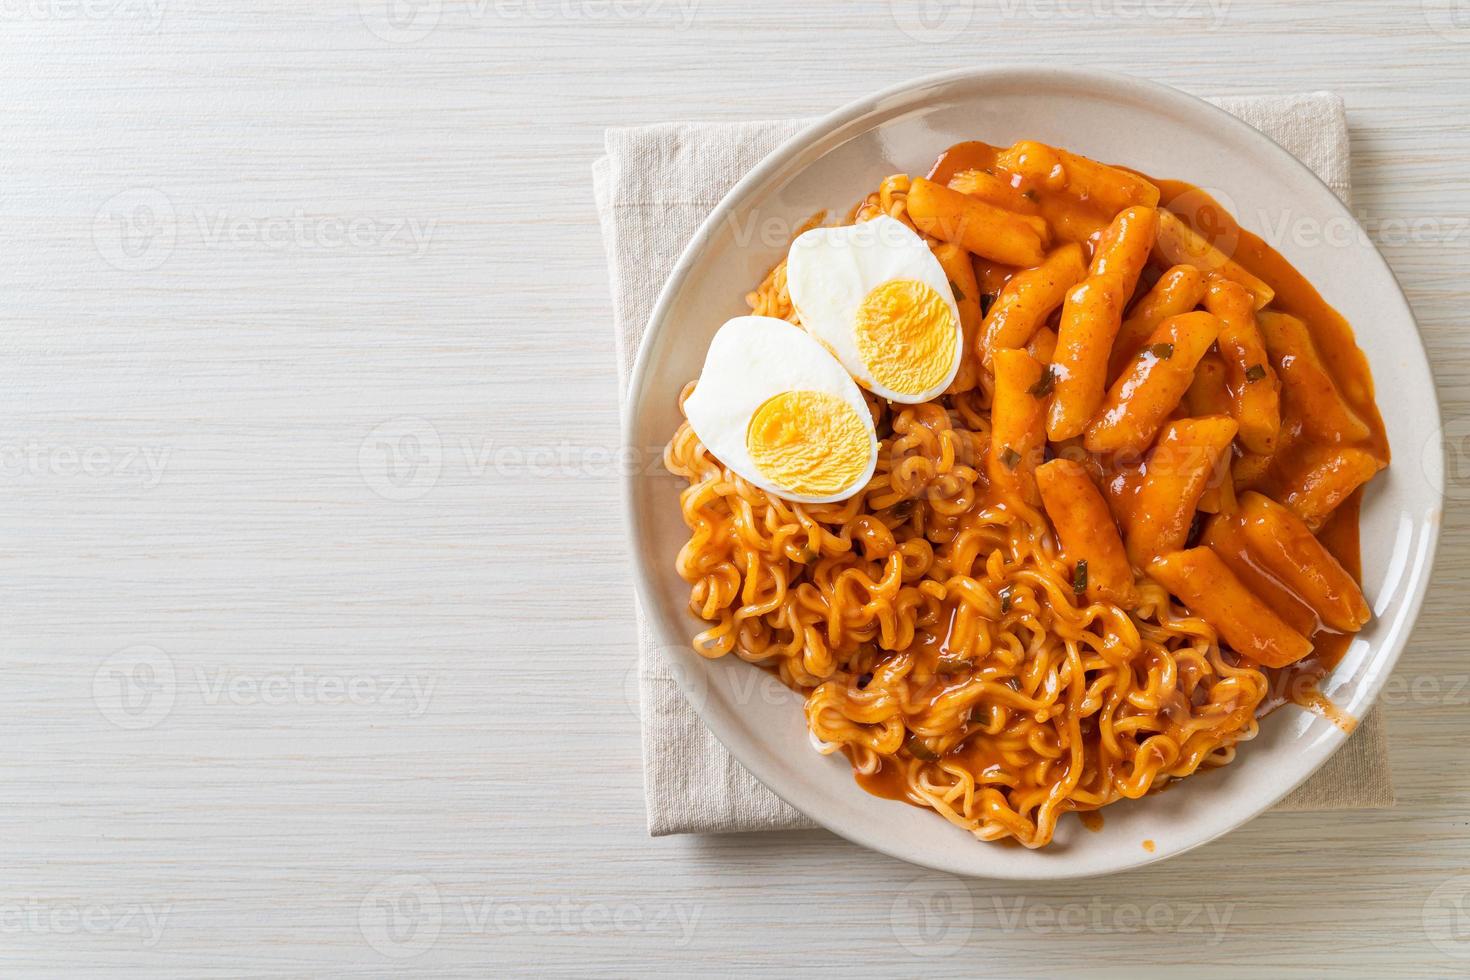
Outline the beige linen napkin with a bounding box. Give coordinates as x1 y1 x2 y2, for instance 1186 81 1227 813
595 92 1394 836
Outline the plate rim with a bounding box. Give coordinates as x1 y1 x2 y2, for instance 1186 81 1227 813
621 65 1445 879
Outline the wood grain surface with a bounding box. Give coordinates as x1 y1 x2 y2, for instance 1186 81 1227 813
0 1 1467 975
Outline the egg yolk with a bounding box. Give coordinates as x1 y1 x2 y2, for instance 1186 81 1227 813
852 279 956 396
746 390 870 497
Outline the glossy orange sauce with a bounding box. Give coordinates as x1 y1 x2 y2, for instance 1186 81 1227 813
851 142 1386 801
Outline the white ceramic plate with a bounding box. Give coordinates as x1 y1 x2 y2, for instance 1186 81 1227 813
623 68 1443 878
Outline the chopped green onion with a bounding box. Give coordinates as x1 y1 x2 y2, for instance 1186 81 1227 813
999 586 1014 614
1141 343 1175 361
1000 446 1022 470
905 735 940 761
1073 560 1089 595
949 280 966 303
1027 367 1056 397
1246 363 1267 382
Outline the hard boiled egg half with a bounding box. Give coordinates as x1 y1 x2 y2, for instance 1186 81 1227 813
683 316 878 504
786 214 962 404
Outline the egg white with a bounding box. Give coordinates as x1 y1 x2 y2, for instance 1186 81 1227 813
682 316 878 504
785 214 962 404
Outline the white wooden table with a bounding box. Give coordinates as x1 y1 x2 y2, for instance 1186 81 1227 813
1 2 1467 974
